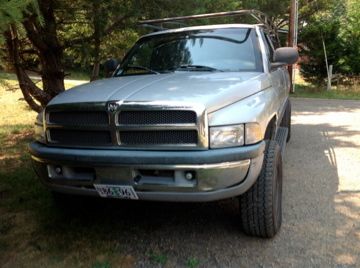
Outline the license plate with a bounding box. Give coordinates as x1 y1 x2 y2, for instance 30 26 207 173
94 184 139 200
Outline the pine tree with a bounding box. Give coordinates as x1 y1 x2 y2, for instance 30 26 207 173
0 0 40 43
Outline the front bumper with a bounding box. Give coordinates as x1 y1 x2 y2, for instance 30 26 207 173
30 141 265 202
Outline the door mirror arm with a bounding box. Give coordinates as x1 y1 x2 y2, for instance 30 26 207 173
270 62 286 71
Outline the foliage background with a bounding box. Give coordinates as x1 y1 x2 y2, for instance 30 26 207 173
0 0 359 110
299 0 360 84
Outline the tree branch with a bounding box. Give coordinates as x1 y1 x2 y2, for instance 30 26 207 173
20 48 39 55
22 15 48 51
4 25 51 111
103 15 132 36
63 14 132 48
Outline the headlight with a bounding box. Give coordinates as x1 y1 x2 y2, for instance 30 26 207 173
34 110 46 143
245 123 263 145
209 123 263 148
210 125 244 148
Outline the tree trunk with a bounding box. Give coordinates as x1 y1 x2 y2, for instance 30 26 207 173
91 61 100 82
23 0 65 98
39 47 65 97
90 2 101 82
90 31 101 81
3 0 66 112
4 26 50 112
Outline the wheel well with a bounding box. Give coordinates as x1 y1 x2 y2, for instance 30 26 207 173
264 116 277 140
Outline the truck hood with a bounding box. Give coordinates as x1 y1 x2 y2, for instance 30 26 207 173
49 72 270 113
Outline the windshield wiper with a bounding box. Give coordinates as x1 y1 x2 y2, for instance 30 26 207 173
125 65 160 74
176 64 222 72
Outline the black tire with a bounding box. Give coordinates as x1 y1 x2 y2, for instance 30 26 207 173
239 140 283 238
281 100 291 142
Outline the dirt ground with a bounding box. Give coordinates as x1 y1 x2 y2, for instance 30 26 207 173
1 98 360 267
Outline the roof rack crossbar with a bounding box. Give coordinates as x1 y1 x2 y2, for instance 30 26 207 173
141 24 166 31
140 21 188 31
138 9 281 45
140 10 260 24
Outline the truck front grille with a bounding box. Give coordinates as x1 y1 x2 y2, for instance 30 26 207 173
49 111 108 126
119 130 198 145
118 110 197 125
49 129 112 146
45 102 207 149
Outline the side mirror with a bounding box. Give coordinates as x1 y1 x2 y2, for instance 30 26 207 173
104 58 119 77
271 47 299 69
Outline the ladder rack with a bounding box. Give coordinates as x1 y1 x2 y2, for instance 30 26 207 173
139 10 282 45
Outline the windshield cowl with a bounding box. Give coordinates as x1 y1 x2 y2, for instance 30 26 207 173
175 64 223 72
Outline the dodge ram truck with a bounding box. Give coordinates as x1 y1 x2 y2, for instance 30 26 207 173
30 11 298 238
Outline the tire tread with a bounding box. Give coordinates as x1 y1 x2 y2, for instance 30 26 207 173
239 140 282 238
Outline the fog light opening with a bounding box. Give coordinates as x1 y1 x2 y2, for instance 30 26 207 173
134 175 142 183
55 166 63 175
185 171 195 181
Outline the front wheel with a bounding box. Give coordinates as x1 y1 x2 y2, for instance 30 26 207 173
281 100 291 142
238 140 283 238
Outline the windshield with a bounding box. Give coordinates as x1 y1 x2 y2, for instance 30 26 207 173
116 28 262 76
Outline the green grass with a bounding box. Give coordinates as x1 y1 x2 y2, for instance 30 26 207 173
186 257 200 268
66 69 91 81
0 72 16 80
1 70 90 82
92 260 111 268
147 251 168 265
292 83 360 100
0 71 89 91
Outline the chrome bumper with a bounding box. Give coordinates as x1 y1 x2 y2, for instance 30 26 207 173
30 141 265 202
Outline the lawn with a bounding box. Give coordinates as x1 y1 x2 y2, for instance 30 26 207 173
293 83 360 100
292 73 360 100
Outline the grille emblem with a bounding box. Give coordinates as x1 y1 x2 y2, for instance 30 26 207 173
107 102 119 113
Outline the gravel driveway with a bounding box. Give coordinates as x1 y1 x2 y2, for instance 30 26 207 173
79 97 359 267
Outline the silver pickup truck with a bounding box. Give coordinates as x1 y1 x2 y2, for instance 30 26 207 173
30 13 298 238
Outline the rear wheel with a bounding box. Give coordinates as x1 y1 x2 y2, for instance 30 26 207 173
239 140 283 238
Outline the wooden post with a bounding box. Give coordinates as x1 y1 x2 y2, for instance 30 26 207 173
327 65 333 91
288 0 297 93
